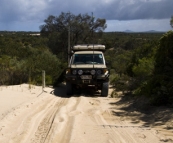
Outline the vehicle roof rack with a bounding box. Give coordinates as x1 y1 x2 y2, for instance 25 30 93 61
72 44 105 51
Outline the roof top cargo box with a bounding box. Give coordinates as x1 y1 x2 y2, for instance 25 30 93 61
72 44 105 51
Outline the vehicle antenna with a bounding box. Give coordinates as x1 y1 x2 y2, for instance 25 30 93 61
92 12 94 69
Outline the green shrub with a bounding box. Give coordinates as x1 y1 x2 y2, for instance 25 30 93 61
135 31 173 106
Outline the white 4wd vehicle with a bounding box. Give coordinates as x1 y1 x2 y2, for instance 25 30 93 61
65 44 109 96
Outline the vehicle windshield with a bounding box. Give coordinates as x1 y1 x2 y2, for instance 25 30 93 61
72 54 104 64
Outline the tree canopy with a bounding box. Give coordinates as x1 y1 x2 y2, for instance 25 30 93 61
40 12 107 60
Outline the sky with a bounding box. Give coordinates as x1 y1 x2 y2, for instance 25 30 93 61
0 0 173 32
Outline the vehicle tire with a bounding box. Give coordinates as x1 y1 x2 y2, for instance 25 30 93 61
66 82 73 95
101 82 109 97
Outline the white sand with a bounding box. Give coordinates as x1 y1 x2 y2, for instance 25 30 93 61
0 84 42 117
0 84 173 143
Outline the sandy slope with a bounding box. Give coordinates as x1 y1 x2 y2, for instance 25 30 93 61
0 84 173 143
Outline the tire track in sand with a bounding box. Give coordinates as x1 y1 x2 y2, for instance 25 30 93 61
68 97 167 143
31 98 67 143
0 93 67 143
0 91 82 143
1 87 173 143
91 98 167 143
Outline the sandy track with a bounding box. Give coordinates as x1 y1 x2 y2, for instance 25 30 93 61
0 84 173 143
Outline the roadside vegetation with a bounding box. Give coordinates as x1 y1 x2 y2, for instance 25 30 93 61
105 31 173 106
0 12 172 106
0 32 66 86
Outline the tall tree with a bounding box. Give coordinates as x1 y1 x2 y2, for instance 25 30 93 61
40 12 107 59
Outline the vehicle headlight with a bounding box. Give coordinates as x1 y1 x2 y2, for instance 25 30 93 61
97 70 102 75
66 68 71 74
78 70 83 75
72 70 77 75
90 70 96 75
103 69 109 74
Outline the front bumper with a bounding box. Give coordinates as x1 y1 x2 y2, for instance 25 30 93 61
65 72 109 85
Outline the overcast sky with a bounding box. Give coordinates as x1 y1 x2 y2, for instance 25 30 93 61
0 0 173 32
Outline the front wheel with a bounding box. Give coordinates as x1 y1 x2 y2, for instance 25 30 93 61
66 82 73 95
101 82 109 97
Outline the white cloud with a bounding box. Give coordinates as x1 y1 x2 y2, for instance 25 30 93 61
106 19 172 32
